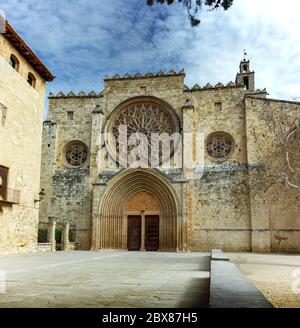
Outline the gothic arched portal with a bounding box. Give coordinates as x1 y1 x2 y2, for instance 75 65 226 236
91 169 180 251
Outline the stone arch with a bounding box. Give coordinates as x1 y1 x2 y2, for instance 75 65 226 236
103 96 181 134
103 96 181 166
92 168 179 251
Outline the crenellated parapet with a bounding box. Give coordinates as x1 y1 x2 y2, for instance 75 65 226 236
184 81 241 92
184 81 268 95
104 69 185 81
48 90 103 98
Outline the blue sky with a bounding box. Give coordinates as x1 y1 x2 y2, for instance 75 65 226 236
1 0 300 108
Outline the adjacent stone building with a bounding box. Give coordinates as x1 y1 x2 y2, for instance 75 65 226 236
0 20 54 254
39 60 300 253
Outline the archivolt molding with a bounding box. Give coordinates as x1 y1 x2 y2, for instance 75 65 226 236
92 168 180 251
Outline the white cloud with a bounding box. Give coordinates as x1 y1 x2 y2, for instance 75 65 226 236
1 0 299 108
178 0 300 99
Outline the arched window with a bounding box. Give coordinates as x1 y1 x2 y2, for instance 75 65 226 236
243 76 249 90
27 73 36 88
9 54 20 71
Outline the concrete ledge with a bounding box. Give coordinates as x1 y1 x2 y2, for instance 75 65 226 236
37 243 52 252
210 251 273 308
211 249 230 261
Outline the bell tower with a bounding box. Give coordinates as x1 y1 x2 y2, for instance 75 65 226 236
236 57 255 92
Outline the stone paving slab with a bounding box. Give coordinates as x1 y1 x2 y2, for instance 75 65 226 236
0 251 210 308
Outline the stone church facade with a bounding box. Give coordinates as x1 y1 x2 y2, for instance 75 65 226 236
39 60 300 253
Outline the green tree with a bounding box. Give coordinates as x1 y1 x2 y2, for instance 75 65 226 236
146 0 234 26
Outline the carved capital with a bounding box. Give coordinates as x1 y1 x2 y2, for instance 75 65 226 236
48 217 57 226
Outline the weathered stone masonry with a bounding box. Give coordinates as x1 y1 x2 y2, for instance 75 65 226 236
39 61 300 253
0 21 54 254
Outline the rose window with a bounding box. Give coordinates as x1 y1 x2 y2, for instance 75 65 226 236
107 99 179 165
206 132 234 160
64 141 88 167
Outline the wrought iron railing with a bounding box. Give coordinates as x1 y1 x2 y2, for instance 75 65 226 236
0 187 20 204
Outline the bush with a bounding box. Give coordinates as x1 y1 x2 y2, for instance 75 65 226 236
38 229 48 243
55 227 62 244
69 229 76 243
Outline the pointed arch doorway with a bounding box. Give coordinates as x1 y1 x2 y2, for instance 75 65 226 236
92 169 179 252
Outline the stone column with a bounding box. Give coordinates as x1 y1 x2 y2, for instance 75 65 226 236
48 217 56 252
141 210 146 252
62 219 70 251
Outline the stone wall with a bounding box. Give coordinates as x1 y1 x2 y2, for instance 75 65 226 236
0 35 47 254
190 165 251 252
179 86 251 252
245 97 300 253
39 96 100 249
40 70 300 253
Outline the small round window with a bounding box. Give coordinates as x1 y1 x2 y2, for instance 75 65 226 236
64 141 88 167
206 132 234 161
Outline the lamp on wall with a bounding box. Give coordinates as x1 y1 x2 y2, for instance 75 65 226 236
35 188 45 203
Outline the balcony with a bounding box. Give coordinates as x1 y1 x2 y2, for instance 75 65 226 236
0 187 21 204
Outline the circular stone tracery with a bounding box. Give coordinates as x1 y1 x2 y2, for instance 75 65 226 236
64 141 88 167
107 98 180 165
206 132 234 160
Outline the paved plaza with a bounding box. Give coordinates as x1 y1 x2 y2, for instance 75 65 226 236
228 253 300 308
0 251 210 308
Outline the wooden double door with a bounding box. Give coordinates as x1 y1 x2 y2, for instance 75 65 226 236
127 215 159 251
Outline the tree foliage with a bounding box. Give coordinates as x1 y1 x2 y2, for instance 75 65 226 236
229 103 300 212
256 106 300 191
146 0 234 26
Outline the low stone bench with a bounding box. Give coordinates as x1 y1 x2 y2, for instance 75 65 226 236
209 250 273 308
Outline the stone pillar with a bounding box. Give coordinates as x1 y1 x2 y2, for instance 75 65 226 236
62 219 70 251
182 100 194 252
140 210 146 252
90 108 104 250
90 106 104 183
48 217 56 252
